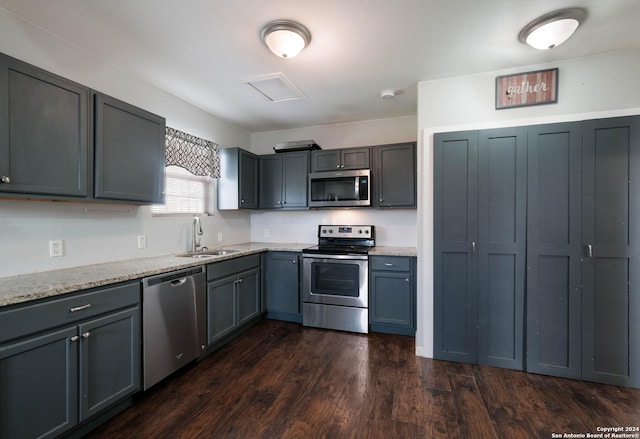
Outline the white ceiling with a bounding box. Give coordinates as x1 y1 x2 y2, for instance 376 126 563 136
1 0 639 132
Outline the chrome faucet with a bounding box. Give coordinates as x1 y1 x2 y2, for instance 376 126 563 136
192 216 203 252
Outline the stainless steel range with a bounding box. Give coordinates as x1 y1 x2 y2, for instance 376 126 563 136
302 225 375 334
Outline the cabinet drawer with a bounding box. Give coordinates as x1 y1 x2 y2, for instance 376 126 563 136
370 256 412 272
0 282 140 343
207 254 261 281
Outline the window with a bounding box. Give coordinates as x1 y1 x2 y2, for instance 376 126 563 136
151 166 213 215
152 126 220 216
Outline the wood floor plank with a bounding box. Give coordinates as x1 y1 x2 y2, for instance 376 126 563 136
450 373 498 439
86 320 640 439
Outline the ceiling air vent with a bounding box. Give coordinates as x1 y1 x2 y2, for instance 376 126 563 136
274 140 321 153
245 72 307 102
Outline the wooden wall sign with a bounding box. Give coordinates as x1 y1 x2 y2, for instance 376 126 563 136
496 68 558 109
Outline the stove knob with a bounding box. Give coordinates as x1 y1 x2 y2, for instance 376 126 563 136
365 230 370 234
329 229 333 233
358 230 363 234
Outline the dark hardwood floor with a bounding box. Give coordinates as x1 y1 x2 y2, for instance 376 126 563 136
86 320 640 438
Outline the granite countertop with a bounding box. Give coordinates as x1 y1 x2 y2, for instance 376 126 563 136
0 242 417 308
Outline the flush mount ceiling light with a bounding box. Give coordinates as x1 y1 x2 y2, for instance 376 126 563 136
261 20 311 58
519 8 587 50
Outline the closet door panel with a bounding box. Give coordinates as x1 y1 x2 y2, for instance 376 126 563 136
582 116 640 388
434 131 478 363
526 122 582 379
477 128 526 370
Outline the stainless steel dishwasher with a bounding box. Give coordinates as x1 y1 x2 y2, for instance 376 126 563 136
142 266 206 390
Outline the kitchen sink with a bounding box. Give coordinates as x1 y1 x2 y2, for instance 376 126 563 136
176 249 240 258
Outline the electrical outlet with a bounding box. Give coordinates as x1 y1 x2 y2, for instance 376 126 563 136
263 228 270 238
137 235 147 249
218 232 223 242
49 240 63 257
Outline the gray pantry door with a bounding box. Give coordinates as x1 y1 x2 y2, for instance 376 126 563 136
433 130 479 363
581 116 640 388
526 122 583 379
477 128 527 370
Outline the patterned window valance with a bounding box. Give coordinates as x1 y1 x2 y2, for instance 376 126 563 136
165 126 220 178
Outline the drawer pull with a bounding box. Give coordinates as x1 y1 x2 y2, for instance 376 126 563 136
70 304 92 313
384 263 394 267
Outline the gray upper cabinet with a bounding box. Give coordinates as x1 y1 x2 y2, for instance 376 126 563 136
259 152 309 209
93 93 165 203
373 142 416 208
218 147 259 209
581 116 639 388
0 53 90 198
434 128 526 371
310 147 370 172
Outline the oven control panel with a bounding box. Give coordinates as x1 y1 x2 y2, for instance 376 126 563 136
318 225 373 238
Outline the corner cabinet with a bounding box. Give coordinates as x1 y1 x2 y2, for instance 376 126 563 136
0 52 90 198
259 152 309 209
310 147 370 172
369 255 416 335
93 93 166 203
0 282 141 439
373 142 416 208
206 254 262 346
265 252 302 322
217 147 259 210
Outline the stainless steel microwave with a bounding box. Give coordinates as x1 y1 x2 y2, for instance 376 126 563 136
308 169 371 208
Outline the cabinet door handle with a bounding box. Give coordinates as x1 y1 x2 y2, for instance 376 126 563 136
471 241 476 253
241 199 245 204
405 278 410 282
586 244 593 258
70 335 80 343
292 259 297 264
0 176 10 183
82 331 90 339
70 304 92 313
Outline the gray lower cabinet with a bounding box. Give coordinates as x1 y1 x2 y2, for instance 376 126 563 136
310 147 370 172
369 256 416 335
206 255 262 345
259 152 309 209
217 147 259 209
265 252 302 323
0 282 141 439
373 142 416 208
93 93 166 203
434 127 527 371
0 52 90 198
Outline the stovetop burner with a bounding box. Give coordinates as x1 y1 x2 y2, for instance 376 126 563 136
303 225 375 255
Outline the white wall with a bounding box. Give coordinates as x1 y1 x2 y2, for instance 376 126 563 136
416 48 640 358
0 8 252 277
250 116 418 247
